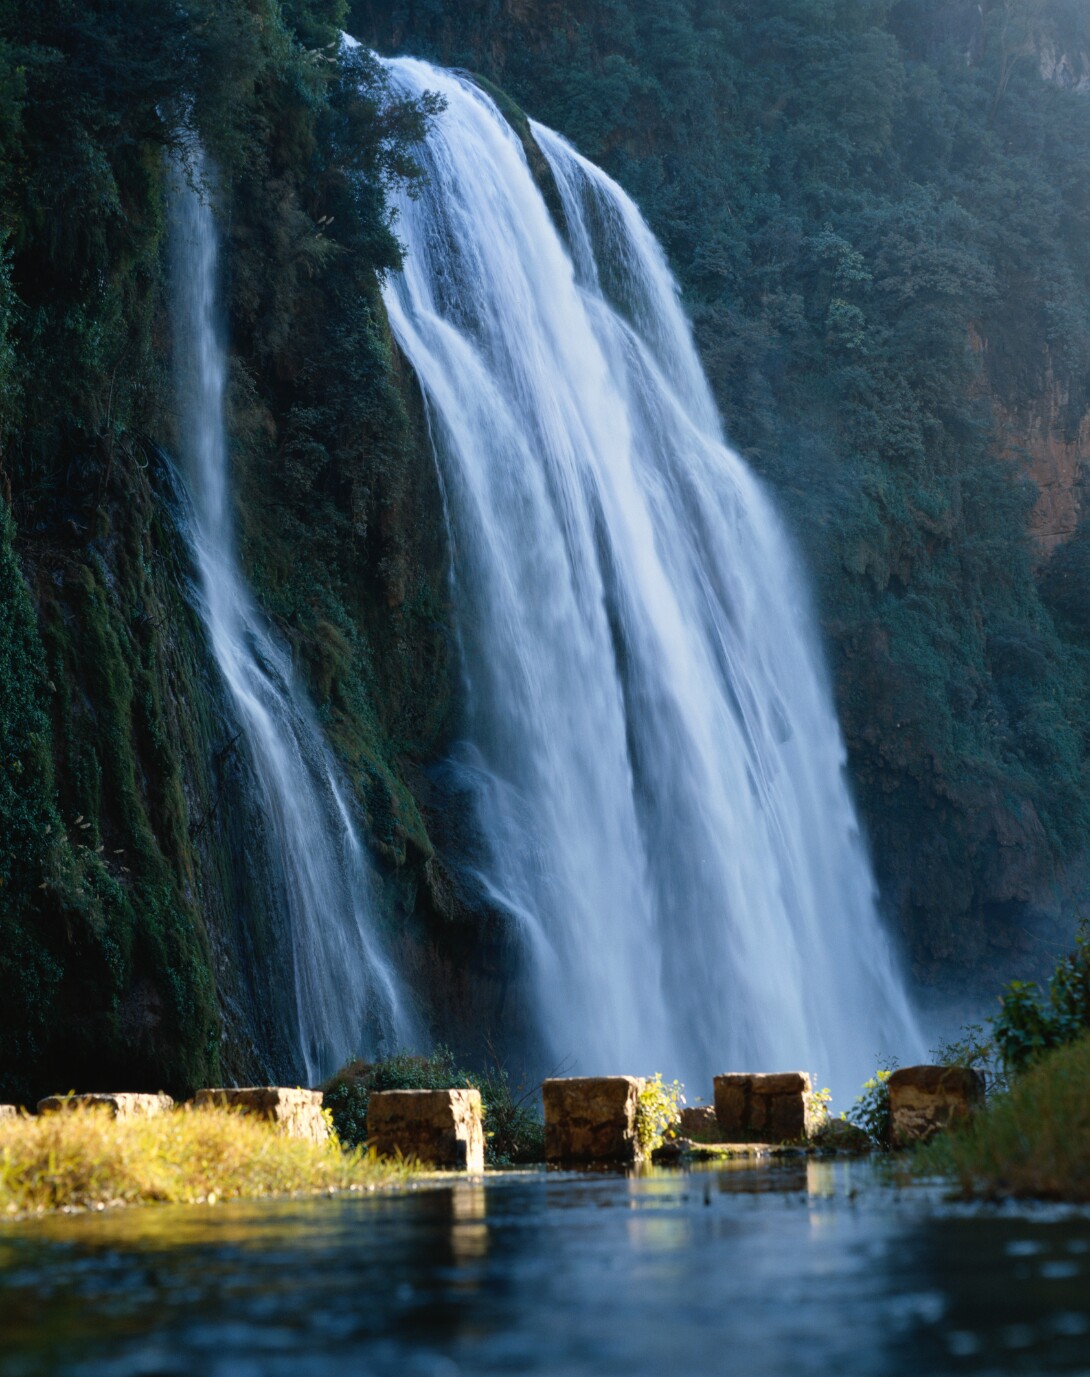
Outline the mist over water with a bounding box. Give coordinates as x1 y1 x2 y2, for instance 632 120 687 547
168 149 418 1083
380 57 924 1097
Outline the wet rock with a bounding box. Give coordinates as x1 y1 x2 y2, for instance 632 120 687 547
651 1138 686 1164
713 1072 820 1144
37 1093 174 1119
366 1089 484 1171
192 1087 328 1143
888 1066 985 1147
679 1106 719 1142
812 1117 873 1154
543 1076 644 1163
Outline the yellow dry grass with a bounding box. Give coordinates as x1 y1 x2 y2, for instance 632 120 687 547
0 1103 414 1216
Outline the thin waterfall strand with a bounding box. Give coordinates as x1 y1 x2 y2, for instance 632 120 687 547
379 57 924 1096
168 149 418 1083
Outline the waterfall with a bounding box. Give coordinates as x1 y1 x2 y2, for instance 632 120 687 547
378 56 924 1096
167 148 418 1084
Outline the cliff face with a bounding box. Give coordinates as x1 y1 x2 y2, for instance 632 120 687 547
353 0 1090 995
1000 381 1090 556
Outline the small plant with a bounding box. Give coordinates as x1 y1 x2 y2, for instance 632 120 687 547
807 1084 832 1128
932 1023 1007 1096
845 1061 897 1148
472 1061 546 1167
636 1074 685 1155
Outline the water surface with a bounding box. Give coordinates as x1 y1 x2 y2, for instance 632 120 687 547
2 1161 1088 1375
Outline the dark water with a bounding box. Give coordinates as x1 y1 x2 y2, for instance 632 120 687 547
1 1160 1089 1376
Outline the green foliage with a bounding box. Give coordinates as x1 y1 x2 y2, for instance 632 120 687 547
992 921 1090 1075
845 1064 896 1147
917 1031 1090 1200
0 0 454 1097
932 1022 1007 1095
635 1074 685 1155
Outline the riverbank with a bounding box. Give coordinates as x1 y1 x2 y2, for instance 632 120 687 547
0 1104 414 1218
917 1035 1090 1202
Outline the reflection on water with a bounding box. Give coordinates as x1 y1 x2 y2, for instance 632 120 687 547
1 1161 1089 1375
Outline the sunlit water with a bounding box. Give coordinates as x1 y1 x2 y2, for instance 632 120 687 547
2 1164 1089 1375
168 150 419 1080
376 51 923 1096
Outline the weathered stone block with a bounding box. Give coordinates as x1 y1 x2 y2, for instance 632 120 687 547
713 1072 818 1143
679 1106 719 1142
543 1076 643 1162
888 1065 985 1147
192 1087 329 1144
366 1089 484 1171
37 1093 174 1119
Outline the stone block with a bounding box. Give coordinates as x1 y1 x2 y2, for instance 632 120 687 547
543 1076 644 1162
366 1089 484 1171
0 1105 20 1120
192 1087 329 1144
37 1093 174 1119
679 1105 719 1142
888 1065 985 1147
713 1072 818 1144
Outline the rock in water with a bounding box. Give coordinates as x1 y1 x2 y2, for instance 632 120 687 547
888 1066 985 1146
713 1073 821 1144
543 1077 644 1162
192 1088 329 1143
679 1106 720 1142
366 1089 485 1171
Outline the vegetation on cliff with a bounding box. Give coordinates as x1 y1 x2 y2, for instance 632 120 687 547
0 0 452 1103
355 0 1090 984
4 0 1090 1097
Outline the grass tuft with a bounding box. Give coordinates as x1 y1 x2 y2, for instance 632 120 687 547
916 1033 1090 1201
0 1104 413 1217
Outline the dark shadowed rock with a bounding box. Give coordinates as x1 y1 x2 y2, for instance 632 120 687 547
543 1077 644 1162
713 1072 820 1143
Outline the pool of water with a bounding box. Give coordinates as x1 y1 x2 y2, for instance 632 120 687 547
1 1159 1089 1375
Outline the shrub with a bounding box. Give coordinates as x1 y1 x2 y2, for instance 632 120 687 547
845 1064 896 1147
635 1074 685 1155
323 1048 547 1166
917 1033 1090 1201
993 922 1090 1076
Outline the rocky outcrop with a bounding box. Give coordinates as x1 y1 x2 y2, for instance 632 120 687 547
543 1076 644 1162
366 1088 485 1170
192 1088 328 1143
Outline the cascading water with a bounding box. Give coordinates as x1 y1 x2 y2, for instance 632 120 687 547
379 56 924 1095
168 149 418 1083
